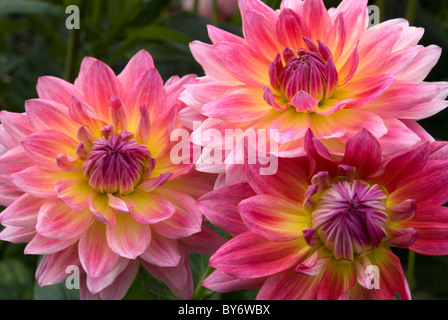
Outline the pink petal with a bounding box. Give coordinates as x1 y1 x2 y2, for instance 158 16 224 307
36 198 93 240
247 157 310 203
124 68 167 123
377 118 421 156
36 244 80 286
289 90 319 113
203 269 266 293
189 41 238 82
86 257 129 294
11 166 61 198
140 232 180 267
0 182 23 206
389 159 448 206
297 0 331 42
0 225 35 243
0 193 44 227
257 267 321 299
128 190 175 224
81 60 125 122
105 213 151 259
151 188 203 239
269 109 311 143
55 178 90 212
25 99 79 139
239 195 307 241
403 206 448 255
213 42 270 87
180 222 226 255
140 245 193 300
25 233 78 255
342 128 382 179
36 76 83 106
317 259 356 300
117 49 155 93
0 146 34 184
398 45 442 82
207 24 246 45
355 26 402 76
0 111 34 144
88 192 117 229
276 8 310 50
352 248 411 300
21 130 78 171
78 221 121 278
363 81 440 118
209 231 309 279
201 86 271 122
197 183 255 236
336 74 395 109
98 260 140 300
242 9 282 61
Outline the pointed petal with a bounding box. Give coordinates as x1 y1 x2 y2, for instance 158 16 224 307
106 212 151 259
36 76 83 106
140 232 180 267
198 183 254 236
203 269 266 293
36 198 93 240
36 244 80 286
151 189 203 239
239 195 307 241
209 231 309 279
79 221 121 278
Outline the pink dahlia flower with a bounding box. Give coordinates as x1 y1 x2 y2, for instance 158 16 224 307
183 0 448 183
198 129 448 299
0 50 224 300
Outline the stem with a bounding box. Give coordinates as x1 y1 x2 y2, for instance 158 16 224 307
193 265 215 300
376 0 386 22
63 28 79 82
406 250 416 292
211 0 218 26
193 0 199 15
405 0 419 25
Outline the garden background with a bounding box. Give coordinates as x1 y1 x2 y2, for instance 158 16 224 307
0 0 447 300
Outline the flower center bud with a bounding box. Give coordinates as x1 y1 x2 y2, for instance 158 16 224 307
83 130 151 194
311 180 388 260
278 48 327 100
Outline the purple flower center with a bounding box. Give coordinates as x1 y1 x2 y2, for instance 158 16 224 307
82 130 151 194
268 40 338 108
311 180 388 260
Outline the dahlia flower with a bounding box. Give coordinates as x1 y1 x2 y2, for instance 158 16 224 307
199 129 448 299
0 50 224 299
183 0 448 183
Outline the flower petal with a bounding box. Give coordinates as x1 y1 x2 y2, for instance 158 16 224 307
209 231 309 279
79 221 121 278
106 212 151 259
36 198 93 240
128 189 175 224
197 183 254 236
239 195 308 241
140 232 180 267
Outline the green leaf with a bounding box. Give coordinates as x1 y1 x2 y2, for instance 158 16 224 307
0 0 64 16
0 257 34 299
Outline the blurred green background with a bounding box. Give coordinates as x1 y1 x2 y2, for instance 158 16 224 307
0 0 447 300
